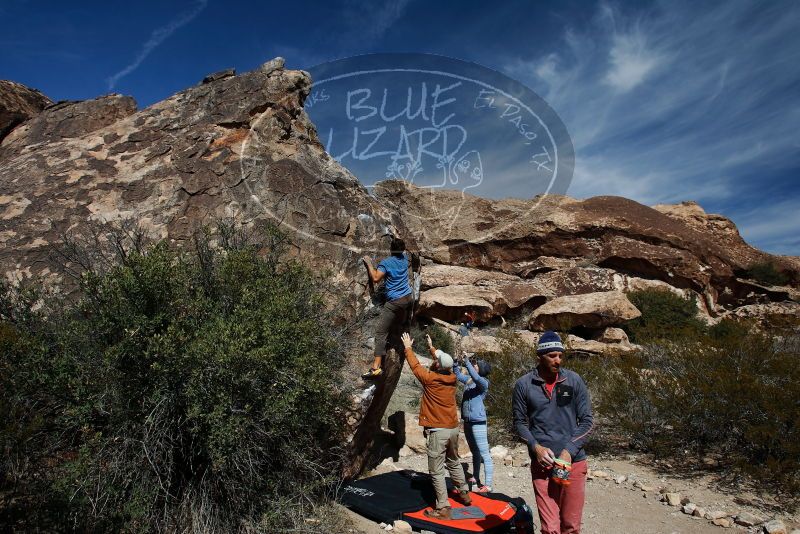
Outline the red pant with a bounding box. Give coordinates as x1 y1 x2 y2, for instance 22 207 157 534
531 459 588 534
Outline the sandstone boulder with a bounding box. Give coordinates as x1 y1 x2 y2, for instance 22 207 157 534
376 181 799 313
398 413 427 454
566 335 638 355
421 263 521 287
512 256 582 278
417 263 550 321
460 334 503 354
0 58 394 295
418 286 497 320
513 330 540 349
418 284 547 322
763 520 787 534
593 327 630 344
529 291 641 330
734 512 764 527
392 520 412 534
729 302 800 330
0 59 405 480
202 68 236 84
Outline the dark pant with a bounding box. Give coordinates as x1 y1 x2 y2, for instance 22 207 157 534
374 294 413 356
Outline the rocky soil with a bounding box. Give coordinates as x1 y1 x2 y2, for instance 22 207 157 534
342 450 799 534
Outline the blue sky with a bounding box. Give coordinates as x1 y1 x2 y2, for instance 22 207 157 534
2 0 799 255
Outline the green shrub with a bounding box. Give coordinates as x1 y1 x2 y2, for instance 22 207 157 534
1 224 350 532
624 289 707 343
745 261 790 286
708 317 748 342
483 321 800 501
580 331 800 500
411 323 454 356
483 330 537 444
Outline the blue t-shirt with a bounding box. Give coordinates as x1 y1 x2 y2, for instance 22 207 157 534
377 254 412 301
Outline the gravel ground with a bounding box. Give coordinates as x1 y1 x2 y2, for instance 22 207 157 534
344 450 798 534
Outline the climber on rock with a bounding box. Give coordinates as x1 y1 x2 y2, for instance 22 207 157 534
361 237 414 379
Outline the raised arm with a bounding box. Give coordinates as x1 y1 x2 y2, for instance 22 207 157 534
362 256 386 284
463 355 489 391
453 361 470 384
401 332 432 384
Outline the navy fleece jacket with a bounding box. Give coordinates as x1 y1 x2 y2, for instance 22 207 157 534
512 367 594 461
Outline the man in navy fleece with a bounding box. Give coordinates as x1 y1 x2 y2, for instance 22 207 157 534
512 331 593 534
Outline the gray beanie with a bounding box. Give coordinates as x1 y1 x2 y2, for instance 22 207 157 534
434 349 454 370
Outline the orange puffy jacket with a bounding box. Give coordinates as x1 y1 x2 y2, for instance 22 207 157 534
403 346 459 429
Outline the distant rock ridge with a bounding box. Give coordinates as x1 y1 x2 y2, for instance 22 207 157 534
0 80 53 143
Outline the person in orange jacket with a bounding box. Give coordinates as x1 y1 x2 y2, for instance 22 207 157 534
400 332 472 520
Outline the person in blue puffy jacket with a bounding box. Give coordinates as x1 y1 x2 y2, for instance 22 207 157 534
454 352 494 492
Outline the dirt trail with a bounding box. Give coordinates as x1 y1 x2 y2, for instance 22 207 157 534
344 451 798 534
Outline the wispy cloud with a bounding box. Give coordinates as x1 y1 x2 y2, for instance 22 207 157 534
736 197 800 254
271 1 412 72
310 0 412 57
604 29 663 92
341 0 412 47
106 0 208 90
503 1 800 254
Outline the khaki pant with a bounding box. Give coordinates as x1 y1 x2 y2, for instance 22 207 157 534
374 294 413 356
426 427 467 509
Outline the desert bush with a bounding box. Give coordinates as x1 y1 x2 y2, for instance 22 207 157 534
593 332 800 498
1 223 350 532
708 317 748 342
624 289 707 343
410 323 454 356
483 321 800 499
484 330 540 444
745 261 790 286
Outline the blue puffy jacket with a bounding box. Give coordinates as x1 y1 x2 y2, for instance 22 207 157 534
454 355 489 423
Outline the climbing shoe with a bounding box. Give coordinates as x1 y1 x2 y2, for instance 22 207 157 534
455 490 472 505
361 367 383 380
424 507 452 520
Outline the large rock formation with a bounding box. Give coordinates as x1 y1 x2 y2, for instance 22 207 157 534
1 59 798 477
373 181 798 316
0 60 401 478
0 59 394 299
417 264 549 322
